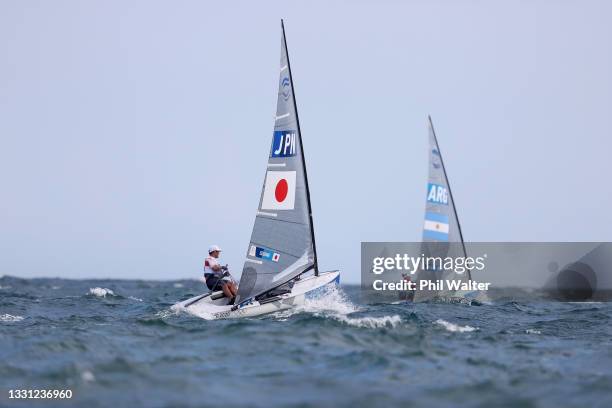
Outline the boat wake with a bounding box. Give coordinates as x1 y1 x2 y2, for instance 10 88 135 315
275 286 402 329
156 308 180 320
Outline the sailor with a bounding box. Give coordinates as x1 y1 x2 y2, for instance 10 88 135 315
399 273 415 302
204 245 238 302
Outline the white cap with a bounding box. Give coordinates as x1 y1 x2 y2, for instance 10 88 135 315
208 245 222 254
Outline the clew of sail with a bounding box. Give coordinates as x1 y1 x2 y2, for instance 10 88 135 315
414 116 471 302
235 21 317 304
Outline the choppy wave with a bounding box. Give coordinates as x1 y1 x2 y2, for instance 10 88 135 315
277 286 403 328
435 319 477 332
89 287 115 297
334 313 403 329
0 314 24 322
1 278 612 408
301 285 360 315
525 329 542 334
81 370 96 382
155 309 178 319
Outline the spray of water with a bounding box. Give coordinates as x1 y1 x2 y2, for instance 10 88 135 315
275 285 402 329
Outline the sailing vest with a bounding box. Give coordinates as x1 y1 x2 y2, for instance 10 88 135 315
204 256 220 277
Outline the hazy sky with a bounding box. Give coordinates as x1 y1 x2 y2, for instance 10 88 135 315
1 1 611 282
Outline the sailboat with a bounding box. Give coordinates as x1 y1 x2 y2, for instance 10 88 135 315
412 116 478 302
173 21 340 319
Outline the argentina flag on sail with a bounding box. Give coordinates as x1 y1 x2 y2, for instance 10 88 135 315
423 212 449 241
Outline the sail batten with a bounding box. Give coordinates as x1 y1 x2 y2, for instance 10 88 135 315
236 21 317 303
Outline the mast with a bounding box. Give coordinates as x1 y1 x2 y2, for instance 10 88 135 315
428 115 472 281
281 19 319 276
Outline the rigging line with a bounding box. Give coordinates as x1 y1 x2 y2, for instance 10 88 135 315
281 20 319 276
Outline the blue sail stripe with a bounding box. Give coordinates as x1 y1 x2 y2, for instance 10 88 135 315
423 229 450 241
425 212 449 224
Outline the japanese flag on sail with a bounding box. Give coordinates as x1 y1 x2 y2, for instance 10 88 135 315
261 171 296 210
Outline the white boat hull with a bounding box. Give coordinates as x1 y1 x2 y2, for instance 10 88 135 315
172 270 340 319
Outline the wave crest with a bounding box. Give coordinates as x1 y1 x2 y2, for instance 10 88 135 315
279 286 402 329
89 287 115 298
1 314 24 322
435 319 477 333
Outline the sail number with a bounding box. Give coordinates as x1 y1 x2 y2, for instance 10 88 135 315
271 130 297 158
427 183 448 205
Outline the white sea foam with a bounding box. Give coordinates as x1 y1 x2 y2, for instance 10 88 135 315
333 314 402 329
89 287 115 297
0 285 11 290
81 370 95 382
278 286 402 329
173 283 184 288
526 329 542 334
301 285 360 315
0 314 24 322
128 296 143 302
435 319 477 333
157 308 180 319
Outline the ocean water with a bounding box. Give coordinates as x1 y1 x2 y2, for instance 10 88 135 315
1 276 611 408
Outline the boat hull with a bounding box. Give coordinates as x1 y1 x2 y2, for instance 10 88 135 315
172 270 340 319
